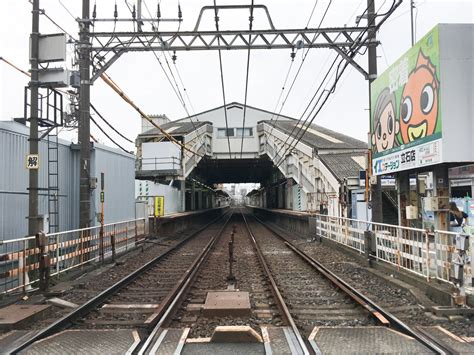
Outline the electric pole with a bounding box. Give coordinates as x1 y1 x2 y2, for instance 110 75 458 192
368 0 383 223
28 0 40 237
79 0 91 228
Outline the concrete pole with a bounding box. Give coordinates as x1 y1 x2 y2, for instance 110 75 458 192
79 0 91 228
28 0 41 238
191 181 196 210
180 180 186 212
367 0 383 223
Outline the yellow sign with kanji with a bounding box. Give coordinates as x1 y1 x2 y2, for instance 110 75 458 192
154 196 164 217
26 154 39 169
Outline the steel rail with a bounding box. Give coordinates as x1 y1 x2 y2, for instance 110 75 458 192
240 210 310 355
138 211 234 354
251 213 452 355
8 209 231 355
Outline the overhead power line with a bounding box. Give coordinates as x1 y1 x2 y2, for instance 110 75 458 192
99 72 203 158
90 114 130 153
239 0 255 159
266 0 333 135
213 0 232 159
275 0 399 168
90 103 134 143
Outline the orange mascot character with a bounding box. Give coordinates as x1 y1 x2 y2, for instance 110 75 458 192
399 50 439 144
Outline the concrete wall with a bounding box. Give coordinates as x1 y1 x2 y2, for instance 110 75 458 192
135 180 184 215
150 206 229 238
249 206 311 238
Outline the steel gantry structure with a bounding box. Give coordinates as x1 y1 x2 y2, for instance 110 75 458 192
77 2 402 228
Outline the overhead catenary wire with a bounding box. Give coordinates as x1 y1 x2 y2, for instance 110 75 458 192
0 56 132 147
99 72 203 157
266 0 333 136
273 0 379 158
90 114 130 153
90 103 134 143
275 0 399 168
139 0 206 150
213 0 232 159
239 0 255 159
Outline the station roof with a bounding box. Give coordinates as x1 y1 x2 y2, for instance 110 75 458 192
262 120 367 151
319 153 366 181
138 120 209 138
137 102 368 153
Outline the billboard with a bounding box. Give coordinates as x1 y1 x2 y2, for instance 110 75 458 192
371 26 441 175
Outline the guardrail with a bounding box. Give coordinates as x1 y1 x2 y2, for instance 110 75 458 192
0 218 147 295
313 213 472 288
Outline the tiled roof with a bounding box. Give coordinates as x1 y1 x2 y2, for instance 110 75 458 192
138 120 209 137
319 153 366 181
263 120 367 150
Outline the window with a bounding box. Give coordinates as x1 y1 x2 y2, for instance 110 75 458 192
236 128 253 137
217 128 235 138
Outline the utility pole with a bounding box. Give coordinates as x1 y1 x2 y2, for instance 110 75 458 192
79 0 91 228
28 0 41 238
367 0 383 223
410 0 415 46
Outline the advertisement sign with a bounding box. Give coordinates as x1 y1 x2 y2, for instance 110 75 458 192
371 26 441 175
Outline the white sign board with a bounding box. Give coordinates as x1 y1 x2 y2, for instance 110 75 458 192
26 154 40 169
141 142 181 171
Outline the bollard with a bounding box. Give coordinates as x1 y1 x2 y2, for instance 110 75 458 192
36 231 50 292
227 240 236 282
364 231 375 267
111 234 116 262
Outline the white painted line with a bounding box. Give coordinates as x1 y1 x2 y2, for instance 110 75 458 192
173 328 190 355
149 329 168 355
260 327 273 355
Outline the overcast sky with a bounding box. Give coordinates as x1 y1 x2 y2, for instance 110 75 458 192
1 0 472 152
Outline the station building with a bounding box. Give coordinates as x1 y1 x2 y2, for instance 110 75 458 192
135 102 370 218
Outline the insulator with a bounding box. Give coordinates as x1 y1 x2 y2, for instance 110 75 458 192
114 4 118 18
132 4 136 19
92 3 97 19
178 4 182 19
157 3 161 18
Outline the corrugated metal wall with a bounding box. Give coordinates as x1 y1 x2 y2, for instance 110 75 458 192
91 144 135 224
0 121 135 241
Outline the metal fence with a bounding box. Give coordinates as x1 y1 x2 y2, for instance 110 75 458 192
0 218 147 295
313 214 472 288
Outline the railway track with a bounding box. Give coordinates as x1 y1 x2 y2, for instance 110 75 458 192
9 211 233 354
244 211 453 355
9 208 457 354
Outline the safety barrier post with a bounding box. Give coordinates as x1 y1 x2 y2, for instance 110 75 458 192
111 224 116 262
22 240 27 294
424 231 430 282
56 234 60 278
36 232 49 292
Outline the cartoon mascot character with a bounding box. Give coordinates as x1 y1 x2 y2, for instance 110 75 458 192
399 50 439 144
372 87 399 153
